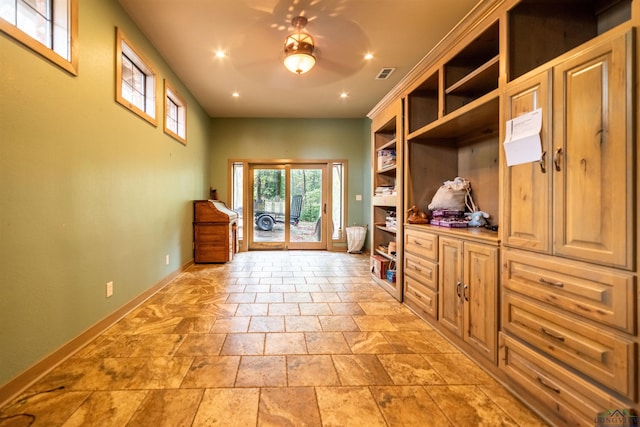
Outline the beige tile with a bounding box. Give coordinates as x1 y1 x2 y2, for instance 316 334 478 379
126 357 193 389
385 314 433 331
250 315 285 332
284 316 322 332
283 292 312 303
304 332 352 354
328 302 366 315
127 389 203 427
299 302 332 315
62 390 148 427
333 354 393 386
236 303 269 316
192 388 260 427
256 292 284 303
180 356 240 388
265 332 307 354
210 316 250 333
220 333 265 355
342 331 396 354
426 385 520 426
318 315 359 331
422 353 494 384
258 387 321 427
370 385 452 426
268 303 301 316
132 317 184 335
174 333 226 356
382 330 440 353
287 355 340 386
310 292 341 302
128 334 185 357
172 316 216 334
0 389 90 426
359 302 412 315
235 355 287 387
315 387 386 427
479 383 550 426
353 315 398 331
226 292 257 303
377 354 446 385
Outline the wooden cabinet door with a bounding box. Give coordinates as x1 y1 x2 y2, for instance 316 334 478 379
438 237 463 337
463 242 498 363
502 72 552 253
552 31 633 269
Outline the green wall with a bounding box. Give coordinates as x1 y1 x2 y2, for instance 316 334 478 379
209 118 372 232
0 1 211 385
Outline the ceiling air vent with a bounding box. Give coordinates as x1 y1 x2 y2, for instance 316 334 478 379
375 67 396 80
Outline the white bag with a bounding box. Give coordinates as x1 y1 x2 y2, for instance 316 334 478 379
428 177 472 211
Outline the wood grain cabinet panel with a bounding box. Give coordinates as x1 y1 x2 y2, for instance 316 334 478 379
502 291 636 398
404 227 438 260
500 334 631 427
552 31 634 270
502 248 636 333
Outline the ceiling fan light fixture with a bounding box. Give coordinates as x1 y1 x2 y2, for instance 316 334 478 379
283 16 316 74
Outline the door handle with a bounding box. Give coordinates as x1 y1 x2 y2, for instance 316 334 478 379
323 203 326 214
553 148 562 171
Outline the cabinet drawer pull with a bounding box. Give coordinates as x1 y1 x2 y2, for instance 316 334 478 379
538 278 564 288
413 291 422 299
413 240 423 246
536 376 561 394
540 327 565 342
412 266 422 273
463 284 469 301
456 282 462 298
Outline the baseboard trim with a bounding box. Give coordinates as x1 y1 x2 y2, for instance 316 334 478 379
0 259 194 408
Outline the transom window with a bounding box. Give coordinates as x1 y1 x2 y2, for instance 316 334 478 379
0 0 78 74
163 80 187 144
115 28 157 126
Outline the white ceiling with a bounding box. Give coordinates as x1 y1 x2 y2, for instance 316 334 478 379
117 0 481 118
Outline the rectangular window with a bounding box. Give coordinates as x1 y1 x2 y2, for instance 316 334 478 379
115 28 157 126
0 0 77 74
163 80 187 144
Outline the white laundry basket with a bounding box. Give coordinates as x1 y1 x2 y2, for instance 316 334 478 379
346 225 367 253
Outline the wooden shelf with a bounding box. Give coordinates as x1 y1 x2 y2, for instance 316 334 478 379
445 55 499 95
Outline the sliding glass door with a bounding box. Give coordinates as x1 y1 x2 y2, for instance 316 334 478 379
249 163 327 250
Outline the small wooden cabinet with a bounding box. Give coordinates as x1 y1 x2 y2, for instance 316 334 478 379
439 235 498 363
193 200 238 263
404 226 439 319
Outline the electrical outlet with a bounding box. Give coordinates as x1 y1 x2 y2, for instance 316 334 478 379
106 281 113 298
165 254 170 265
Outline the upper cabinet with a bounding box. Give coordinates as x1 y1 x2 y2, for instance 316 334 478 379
508 0 632 81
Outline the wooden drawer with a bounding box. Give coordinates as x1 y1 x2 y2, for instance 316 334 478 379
502 291 636 399
404 227 437 260
404 253 437 291
405 276 437 320
500 334 631 427
195 224 226 242
501 249 636 333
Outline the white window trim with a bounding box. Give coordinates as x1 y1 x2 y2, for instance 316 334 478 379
0 0 78 75
115 27 157 126
163 79 187 145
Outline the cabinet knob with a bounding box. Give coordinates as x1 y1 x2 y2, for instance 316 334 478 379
539 151 547 173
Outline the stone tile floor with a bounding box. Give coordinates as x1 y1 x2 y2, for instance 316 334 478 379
0 251 549 426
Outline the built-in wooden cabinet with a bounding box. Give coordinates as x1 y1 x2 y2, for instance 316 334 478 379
369 0 638 424
439 235 498 363
371 100 403 301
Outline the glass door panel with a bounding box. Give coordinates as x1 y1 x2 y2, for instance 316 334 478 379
289 166 326 249
251 166 286 249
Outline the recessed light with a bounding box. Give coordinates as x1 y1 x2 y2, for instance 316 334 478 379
232 92 240 98
216 50 226 58
364 53 374 60
340 92 348 99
